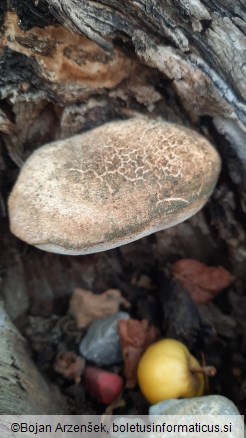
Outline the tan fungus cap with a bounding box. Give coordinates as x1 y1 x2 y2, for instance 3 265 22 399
8 118 221 255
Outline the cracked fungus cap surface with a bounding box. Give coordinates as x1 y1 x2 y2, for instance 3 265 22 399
8 118 221 255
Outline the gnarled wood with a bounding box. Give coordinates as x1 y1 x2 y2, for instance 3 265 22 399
0 299 68 414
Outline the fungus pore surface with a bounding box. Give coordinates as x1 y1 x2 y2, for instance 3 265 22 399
8 118 221 255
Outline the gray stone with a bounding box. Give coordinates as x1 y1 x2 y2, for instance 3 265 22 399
149 395 241 416
79 312 129 366
149 396 244 438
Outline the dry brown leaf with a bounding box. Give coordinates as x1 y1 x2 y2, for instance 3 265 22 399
69 288 131 329
54 351 85 383
171 259 233 304
118 319 160 388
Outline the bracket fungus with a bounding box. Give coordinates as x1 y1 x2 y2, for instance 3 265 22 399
8 118 221 255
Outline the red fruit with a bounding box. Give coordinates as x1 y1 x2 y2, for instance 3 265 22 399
83 366 124 405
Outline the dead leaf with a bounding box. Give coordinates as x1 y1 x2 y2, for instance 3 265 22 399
69 288 131 329
54 351 85 383
118 319 160 388
171 259 233 304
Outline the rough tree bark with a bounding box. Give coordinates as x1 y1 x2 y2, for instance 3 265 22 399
0 299 68 414
0 0 246 413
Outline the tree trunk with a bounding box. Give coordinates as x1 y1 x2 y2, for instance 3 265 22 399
0 0 246 413
0 299 68 414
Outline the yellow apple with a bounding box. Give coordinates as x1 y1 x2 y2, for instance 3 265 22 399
137 338 205 404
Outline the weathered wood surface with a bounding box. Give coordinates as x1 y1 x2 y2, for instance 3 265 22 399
0 299 68 414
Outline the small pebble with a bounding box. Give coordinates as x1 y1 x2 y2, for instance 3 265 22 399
79 312 129 366
83 366 124 405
